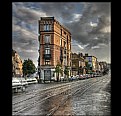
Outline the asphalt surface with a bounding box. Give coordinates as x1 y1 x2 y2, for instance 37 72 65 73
53 75 111 115
12 73 111 115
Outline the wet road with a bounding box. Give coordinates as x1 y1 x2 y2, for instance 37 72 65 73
53 75 111 115
12 74 111 115
13 82 65 96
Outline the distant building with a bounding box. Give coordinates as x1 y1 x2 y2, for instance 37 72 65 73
12 49 23 77
84 53 98 73
38 17 71 81
99 61 108 72
71 53 86 75
107 63 111 69
96 61 101 73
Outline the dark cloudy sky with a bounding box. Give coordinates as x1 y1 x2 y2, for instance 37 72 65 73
12 2 111 67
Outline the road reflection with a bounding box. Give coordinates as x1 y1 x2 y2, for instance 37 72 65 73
53 97 73 115
37 93 70 115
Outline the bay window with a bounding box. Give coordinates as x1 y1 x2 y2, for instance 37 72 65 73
44 24 52 31
45 48 50 54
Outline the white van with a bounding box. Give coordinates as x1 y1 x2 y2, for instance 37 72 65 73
12 77 28 92
26 77 38 84
12 78 23 92
17 77 28 87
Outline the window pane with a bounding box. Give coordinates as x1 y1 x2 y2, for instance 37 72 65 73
45 61 50 65
45 35 50 43
44 25 46 31
49 24 52 30
47 24 49 31
47 49 50 54
45 48 50 54
45 49 47 54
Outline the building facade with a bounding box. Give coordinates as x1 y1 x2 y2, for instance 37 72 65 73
96 61 101 73
12 49 23 77
84 54 98 73
99 61 108 72
38 17 71 81
71 53 86 76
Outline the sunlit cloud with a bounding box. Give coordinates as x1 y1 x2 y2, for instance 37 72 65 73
77 44 84 49
91 46 100 49
90 22 98 27
12 2 111 66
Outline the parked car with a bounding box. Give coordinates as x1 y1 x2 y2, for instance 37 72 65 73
60 76 64 81
76 75 79 79
78 75 84 80
72 75 78 81
96 73 102 77
12 78 23 92
90 74 94 78
51 77 56 82
18 77 28 87
87 74 92 78
26 77 38 84
82 74 86 79
68 76 73 81
93 73 97 77
12 78 22 88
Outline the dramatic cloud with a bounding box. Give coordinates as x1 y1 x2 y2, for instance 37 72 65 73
12 2 111 66
65 3 111 46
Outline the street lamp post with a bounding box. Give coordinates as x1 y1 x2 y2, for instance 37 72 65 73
38 54 41 83
38 68 41 83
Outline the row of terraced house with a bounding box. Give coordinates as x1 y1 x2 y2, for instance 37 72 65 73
12 17 109 78
37 17 109 81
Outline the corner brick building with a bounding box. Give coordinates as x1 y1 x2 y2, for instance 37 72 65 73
38 17 71 81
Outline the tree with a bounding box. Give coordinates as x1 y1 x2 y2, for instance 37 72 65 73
64 66 69 79
79 66 83 75
22 59 36 77
54 63 63 82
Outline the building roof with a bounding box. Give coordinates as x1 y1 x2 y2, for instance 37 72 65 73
40 17 71 35
84 55 97 59
40 17 54 20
